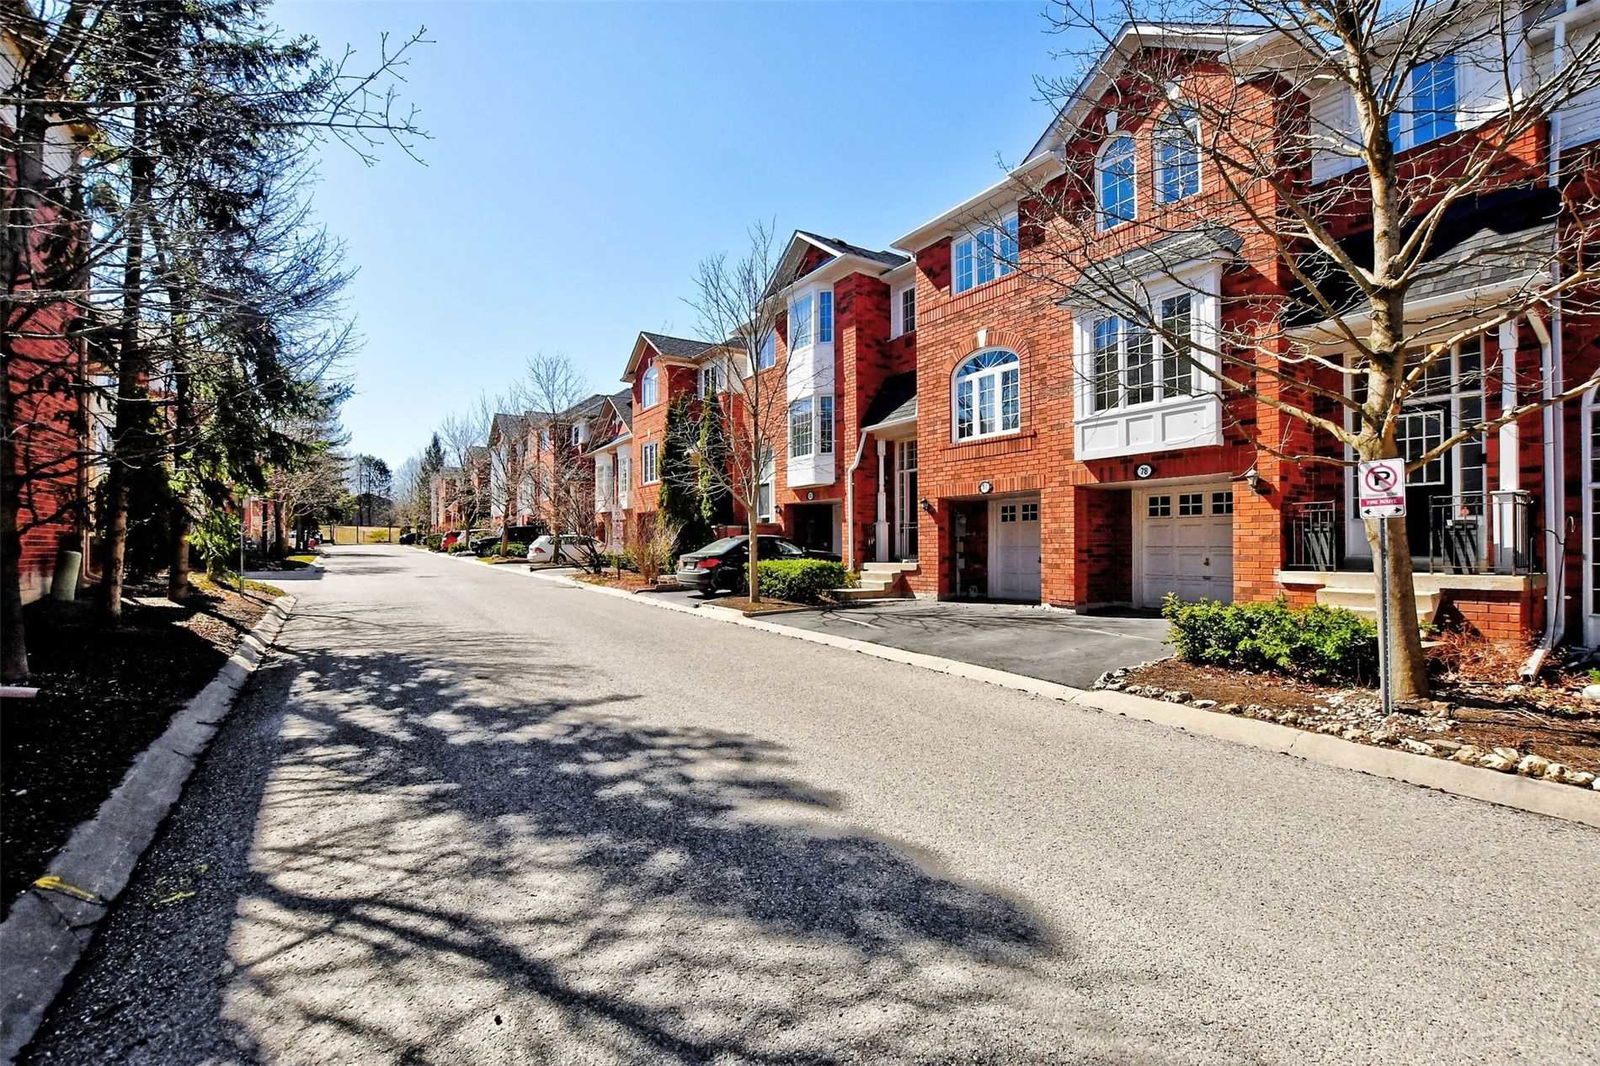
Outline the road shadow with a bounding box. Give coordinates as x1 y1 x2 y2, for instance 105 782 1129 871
24 587 1260 1066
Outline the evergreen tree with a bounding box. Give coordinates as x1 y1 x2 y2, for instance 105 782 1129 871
658 396 712 552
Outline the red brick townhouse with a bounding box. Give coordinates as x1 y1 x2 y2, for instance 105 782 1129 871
873 16 1599 645
523 389 626 537
2 29 93 606
611 331 722 542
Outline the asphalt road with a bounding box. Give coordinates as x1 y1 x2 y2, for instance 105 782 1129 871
23 545 1600 1065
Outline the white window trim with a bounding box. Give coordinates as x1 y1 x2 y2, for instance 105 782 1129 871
789 397 815 459
640 365 661 409
756 448 776 522
951 348 1022 443
1154 105 1201 205
952 210 1019 295
1388 53 1460 152
1097 133 1137 231
891 283 916 338
641 441 660 485
1071 261 1224 461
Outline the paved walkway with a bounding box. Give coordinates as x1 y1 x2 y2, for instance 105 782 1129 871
23 545 1600 1065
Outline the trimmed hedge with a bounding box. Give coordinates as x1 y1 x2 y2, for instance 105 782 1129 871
746 559 849 604
424 533 443 552
1163 594 1377 684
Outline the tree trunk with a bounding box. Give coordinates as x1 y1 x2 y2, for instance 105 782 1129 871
101 88 153 625
748 512 761 603
167 334 192 600
1 472 29 682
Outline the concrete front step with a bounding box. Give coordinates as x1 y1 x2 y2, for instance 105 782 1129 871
1315 586 1440 625
861 560 919 575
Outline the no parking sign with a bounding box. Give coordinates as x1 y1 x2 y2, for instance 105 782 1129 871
1357 459 1406 518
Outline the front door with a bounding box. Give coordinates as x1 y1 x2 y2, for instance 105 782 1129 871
988 497 1041 601
895 439 918 561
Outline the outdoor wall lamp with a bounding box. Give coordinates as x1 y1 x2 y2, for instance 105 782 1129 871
1237 466 1269 495
920 497 934 515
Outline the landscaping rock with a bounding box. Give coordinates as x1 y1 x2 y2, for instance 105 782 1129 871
1398 738 1435 756
1164 690 1192 703
1539 762 1568 782
1567 769 1598 787
1491 746 1522 763
1582 684 1600 702
1368 731 1396 746
1515 754 1551 778
1449 745 1482 764
1218 703 1240 714
1477 753 1516 773
1429 738 1463 753
1191 699 1217 709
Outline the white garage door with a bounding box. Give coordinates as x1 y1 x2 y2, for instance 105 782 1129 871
1138 486 1234 608
990 497 1042 601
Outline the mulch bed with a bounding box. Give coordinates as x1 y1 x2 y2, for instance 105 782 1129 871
702 595 807 615
575 573 682 592
1114 658 1600 779
1 578 279 918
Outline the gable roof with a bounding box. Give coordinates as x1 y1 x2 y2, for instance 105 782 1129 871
623 331 720 382
1023 21 1265 164
794 232 909 270
863 371 918 428
770 231 908 297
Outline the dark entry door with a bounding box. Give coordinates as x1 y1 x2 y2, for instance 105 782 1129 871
791 503 837 557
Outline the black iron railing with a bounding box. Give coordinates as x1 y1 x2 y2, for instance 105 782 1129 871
1288 500 1341 570
1427 490 1538 575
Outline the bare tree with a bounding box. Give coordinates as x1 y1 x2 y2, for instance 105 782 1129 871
437 412 489 534
676 220 807 603
977 1 1600 697
520 351 601 564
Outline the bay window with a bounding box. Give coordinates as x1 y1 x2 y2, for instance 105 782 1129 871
789 398 814 457
1089 293 1196 412
818 291 833 342
953 349 1021 441
789 294 813 349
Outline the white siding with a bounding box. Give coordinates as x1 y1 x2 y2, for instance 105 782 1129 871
1309 83 1362 181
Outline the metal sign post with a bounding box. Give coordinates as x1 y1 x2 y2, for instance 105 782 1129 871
1357 458 1407 715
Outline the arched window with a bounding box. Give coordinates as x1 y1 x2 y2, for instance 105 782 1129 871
1156 107 1199 203
1097 134 1135 228
640 364 660 408
953 349 1020 441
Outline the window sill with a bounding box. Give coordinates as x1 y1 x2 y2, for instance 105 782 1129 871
953 428 1023 446
951 273 1017 300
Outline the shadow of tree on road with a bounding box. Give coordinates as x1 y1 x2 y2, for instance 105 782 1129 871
24 598 1261 1066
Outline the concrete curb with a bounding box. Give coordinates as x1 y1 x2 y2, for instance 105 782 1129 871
540 571 1600 830
0 594 297 1065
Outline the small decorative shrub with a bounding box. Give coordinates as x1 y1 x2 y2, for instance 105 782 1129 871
503 542 528 558
1428 629 1531 685
424 533 443 552
626 521 680 583
749 559 850 604
1163 595 1377 684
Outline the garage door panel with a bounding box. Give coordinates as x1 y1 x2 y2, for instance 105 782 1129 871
1138 486 1234 609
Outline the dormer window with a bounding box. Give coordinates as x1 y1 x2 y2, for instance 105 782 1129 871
1156 107 1199 203
1098 134 1136 228
953 213 1018 295
640 364 661 408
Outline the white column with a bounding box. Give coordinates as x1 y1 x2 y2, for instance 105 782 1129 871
874 439 891 563
1495 320 1521 571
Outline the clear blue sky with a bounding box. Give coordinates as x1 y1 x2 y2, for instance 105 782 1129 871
273 1 1073 469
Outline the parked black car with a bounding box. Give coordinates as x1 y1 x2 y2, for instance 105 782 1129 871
397 531 418 545
674 535 809 594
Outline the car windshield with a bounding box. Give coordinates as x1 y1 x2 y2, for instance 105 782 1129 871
692 537 744 556
758 538 805 556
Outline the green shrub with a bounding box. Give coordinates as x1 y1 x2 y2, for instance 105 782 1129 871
504 542 528 557
604 551 635 572
747 559 849 604
1163 595 1377 684
425 533 443 552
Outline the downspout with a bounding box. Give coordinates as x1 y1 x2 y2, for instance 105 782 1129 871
1523 62 1567 677
844 428 871 571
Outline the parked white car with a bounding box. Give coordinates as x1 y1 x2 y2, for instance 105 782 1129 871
526 534 602 565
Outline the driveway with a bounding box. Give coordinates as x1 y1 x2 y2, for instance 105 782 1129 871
23 545 1600 1066
767 600 1171 689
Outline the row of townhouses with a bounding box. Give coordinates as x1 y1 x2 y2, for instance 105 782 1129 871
433 11 1600 647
